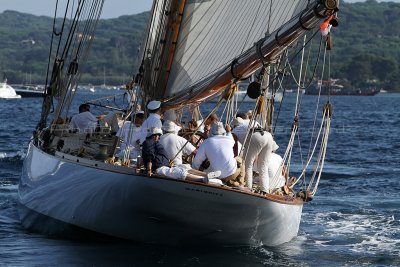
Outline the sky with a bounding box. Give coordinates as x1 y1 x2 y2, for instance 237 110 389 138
0 0 153 18
2 0 400 18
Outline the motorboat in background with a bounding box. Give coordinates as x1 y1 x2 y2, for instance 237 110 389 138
0 79 21 99
13 84 44 97
305 79 380 96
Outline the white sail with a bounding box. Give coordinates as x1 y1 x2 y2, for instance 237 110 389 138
166 0 308 97
139 0 337 107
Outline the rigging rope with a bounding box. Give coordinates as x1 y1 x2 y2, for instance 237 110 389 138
168 90 227 165
150 0 300 99
34 0 105 134
52 0 104 126
269 31 333 192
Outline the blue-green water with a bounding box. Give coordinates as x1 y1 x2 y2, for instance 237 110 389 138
0 91 399 266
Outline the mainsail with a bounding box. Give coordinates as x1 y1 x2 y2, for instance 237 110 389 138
138 0 338 107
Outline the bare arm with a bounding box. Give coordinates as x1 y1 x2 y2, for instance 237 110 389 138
192 144 206 170
147 162 153 176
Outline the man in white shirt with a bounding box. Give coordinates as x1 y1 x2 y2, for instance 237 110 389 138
244 127 274 193
192 122 236 180
70 104 98 133
253 141 287 188
140 100 162 144
160 120 196 166
163 109 182 134
103 111 122 134
115 111 145 160
231 112 260 144
268 142 287 188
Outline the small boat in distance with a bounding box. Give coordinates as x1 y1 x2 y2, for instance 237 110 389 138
305 79 380 96
78 84 96 92
0 79 21 99
13 84 44 97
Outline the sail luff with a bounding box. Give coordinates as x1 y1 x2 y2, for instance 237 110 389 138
160 0 338 108
154 0 186 98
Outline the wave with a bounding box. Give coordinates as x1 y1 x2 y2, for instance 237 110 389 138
306 210 400 257
0 150 26 162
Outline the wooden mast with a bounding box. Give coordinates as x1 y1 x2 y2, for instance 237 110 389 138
155 0 187 99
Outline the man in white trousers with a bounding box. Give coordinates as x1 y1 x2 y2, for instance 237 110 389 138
244 128 274 193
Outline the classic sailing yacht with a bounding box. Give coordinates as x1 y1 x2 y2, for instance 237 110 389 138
19 0 339 246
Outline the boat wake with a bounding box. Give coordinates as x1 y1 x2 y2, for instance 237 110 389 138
0 151 25 181
0 151 25 162
311 210 400 257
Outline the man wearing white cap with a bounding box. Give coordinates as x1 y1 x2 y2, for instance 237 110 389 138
140 100 162 144
143 127 219 182
160 120 196 166
231 112 260 144
163 109 182 134
192 122 237 181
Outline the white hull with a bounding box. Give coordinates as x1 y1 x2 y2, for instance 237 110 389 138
13 85 44 97
0 82 21 99
19 142 303 246
0 95 21 99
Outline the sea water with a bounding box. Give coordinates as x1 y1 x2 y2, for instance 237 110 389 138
0 91 399 266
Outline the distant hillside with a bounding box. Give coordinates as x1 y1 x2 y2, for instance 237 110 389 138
1 1 400 90
330 0 400 90
0 10 149 85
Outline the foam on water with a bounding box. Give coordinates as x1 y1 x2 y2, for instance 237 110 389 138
0 150 26 160
313 211 400 256
1 91 400 265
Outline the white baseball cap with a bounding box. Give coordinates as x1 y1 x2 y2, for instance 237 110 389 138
162 120 177 133
146 127 163 137
147 100 161 110
210 122 226 136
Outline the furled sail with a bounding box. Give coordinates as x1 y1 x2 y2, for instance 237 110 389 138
139 0 338 107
